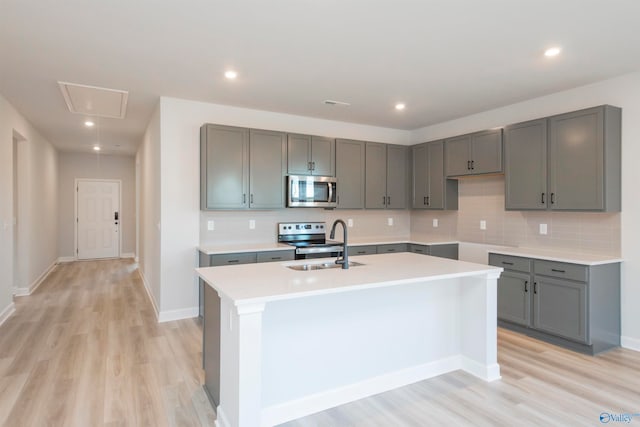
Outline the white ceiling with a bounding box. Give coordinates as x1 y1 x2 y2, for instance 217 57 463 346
1 1 639 155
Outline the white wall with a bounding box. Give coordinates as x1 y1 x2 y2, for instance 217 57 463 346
137 104 162 315
57 152 136 258
411 72 640 349
157 97 411 319
0 93 58 305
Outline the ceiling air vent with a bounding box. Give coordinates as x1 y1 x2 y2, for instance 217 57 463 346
58 81 128 119
323 99 351 107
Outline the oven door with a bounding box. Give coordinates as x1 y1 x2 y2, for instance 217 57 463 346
287 175 337 207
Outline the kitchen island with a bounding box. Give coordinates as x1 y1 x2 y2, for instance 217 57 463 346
197 252 503 427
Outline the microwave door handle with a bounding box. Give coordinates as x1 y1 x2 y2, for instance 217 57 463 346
328 182 333 203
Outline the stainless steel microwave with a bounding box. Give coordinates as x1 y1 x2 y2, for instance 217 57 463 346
287 175 337 208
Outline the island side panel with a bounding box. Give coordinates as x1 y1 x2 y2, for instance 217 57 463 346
217 297 265 427
459 272 501 381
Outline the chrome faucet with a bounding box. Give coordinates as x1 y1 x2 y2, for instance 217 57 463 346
329 219 349 269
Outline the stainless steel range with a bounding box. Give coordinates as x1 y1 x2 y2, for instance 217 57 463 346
278 222 344 260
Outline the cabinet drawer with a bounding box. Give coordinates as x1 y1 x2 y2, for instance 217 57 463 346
489 253 531 273
534 260 587 282
409 244 430 255
256 250 294 263
210 252 257 266
348 245 377 256
377 243 408 253
429 244 459 260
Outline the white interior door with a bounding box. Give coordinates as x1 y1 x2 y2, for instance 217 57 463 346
77 180 120 260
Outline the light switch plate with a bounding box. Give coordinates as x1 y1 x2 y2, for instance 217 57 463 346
249 219 256 230
432 219 439 228
387 217 394 226
480 220 487 230
207 220 215 231
539 223 548 235
347 218 354 227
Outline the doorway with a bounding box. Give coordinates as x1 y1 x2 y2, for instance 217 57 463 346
75 179 121 259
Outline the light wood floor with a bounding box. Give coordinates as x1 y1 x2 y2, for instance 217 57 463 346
2 259 639 427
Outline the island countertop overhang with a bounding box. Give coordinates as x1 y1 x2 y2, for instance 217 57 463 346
197 252 503 306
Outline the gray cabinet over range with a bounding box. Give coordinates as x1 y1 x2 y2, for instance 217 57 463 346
490 252 620 355
287 134 335 176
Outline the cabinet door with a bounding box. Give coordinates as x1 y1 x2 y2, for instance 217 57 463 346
412 144 429 209
445 135 471 177
377 243 408 253
427 141 445 209
249 129 287 209
386 145 408 209
549 107 604 210
365 142 388 209
336 139 365 209
497 271 531 326
287 134 311 175
428 244 458 260
504 119 547 210
533 276 588 343
311 136 335 176
201 124 249 209
409 244 430 255
470 129 503 174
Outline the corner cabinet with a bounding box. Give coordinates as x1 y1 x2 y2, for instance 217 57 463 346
335 139 366 209
412 140 458 210
365 143 408 209
505 105 621 212
200 124 286 210
445 128 503 177
287 134 335 176
489 253 620 355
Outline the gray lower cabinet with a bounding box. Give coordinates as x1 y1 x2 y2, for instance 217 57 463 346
256 250 295 263
348 245 377 256
489 253 620 354
287 134 335 176
409 243 459 260
200 124 249 209
365 143 408 209
445 128 503 177
336 139 366 208
376 243 408 253
249 129 287 209
412 141 458 210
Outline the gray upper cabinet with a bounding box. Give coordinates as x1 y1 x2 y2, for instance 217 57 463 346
504 119 548 210
201 124 249 210
249 129 287 209
548 105 621 211
287 134 335 176
412 141 457 210
445 129 503 177
365 142 408 209
336 139 365 209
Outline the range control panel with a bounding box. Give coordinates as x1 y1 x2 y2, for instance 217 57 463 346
278 222 326 235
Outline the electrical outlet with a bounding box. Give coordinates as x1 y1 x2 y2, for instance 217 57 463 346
432 219 439 228
480 220 487 230
249 219 256 229
387 217 394 226
207 220 215 231
347 218 354 227
539 223 548 235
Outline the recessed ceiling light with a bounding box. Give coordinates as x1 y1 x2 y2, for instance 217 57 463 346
395 103 406 111
544 47 561 57
84 120 95 127
224 70 238 80
93 146 101 151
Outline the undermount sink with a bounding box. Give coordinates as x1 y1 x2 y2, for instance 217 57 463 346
287 261 364 271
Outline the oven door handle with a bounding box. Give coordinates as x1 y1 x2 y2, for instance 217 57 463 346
296 245 344 255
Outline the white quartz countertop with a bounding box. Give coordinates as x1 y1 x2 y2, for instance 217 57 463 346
197 252 502 306
349 237 459 246
198 243 294 255
488 247 623 266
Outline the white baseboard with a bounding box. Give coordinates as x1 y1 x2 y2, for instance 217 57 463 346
134 256 139 263
261 356 463 426
215 406 230 427
460 357 501 381
13 261 57 297
57 256 76 263
158 307 199 323
137 269 160 321
121 252 135 259
621 336 640 352
0 302 16 327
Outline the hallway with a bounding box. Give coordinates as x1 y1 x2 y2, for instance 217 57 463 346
0 259 215 426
